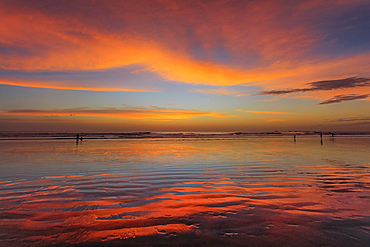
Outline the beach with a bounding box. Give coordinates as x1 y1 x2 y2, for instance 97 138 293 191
0 135 369 246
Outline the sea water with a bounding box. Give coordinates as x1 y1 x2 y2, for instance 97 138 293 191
0 136 369 246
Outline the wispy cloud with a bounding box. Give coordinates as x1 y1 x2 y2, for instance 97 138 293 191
260 77 370 95
326 115 370 129
318 94 369 105
0 80 157 92
329 116 370 122
0 105 234 120
237 109 302 115
0 1 369 90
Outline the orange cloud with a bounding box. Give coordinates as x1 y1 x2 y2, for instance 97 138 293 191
0 0 368 92
0 80 157 92
0 106 234 120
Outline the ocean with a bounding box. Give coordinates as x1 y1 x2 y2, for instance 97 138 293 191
0 133 369 246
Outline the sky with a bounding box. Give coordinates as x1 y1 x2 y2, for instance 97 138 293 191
0 0 369 132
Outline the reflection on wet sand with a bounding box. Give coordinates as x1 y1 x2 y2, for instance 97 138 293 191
0 138 369 246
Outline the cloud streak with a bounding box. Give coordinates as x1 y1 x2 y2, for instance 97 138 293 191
0 106 233 120
260 77 370 95
0 80 157 92
318 94 369 105
329 116 370 122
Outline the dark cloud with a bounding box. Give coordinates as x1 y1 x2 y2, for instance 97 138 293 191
310 77 370 90
330 116 370 122
259 88 310 95
327 116 370 129
318 94 369 105
260 77 370 95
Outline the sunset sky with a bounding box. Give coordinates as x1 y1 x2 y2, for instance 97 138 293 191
0 0 369 132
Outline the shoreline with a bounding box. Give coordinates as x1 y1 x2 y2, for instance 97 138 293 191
0 131 369 141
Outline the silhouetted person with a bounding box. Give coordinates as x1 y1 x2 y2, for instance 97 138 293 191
294 135 296 142
320 133 323 145
76 134 79 140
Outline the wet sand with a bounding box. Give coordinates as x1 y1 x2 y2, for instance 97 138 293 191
0 137 369 246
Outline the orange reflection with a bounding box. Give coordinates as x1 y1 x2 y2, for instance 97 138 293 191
0 138 369 246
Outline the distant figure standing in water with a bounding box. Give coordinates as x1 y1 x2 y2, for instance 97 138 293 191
320 133 323 145
294 135 296 142
76 134 79 140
